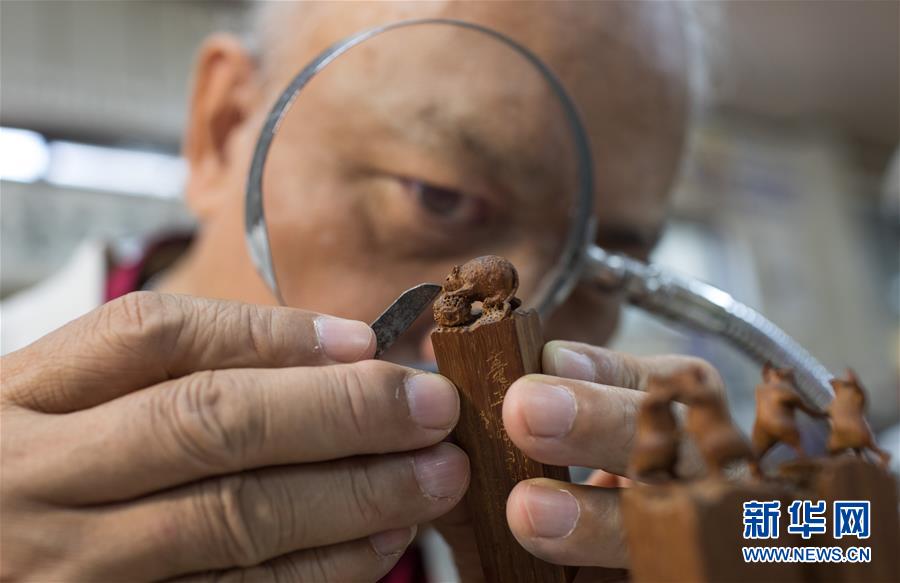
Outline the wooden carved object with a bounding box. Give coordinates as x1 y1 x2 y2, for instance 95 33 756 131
430 256 575 583
624 362 898 583
629 373 682 482
751 363 825 460
783 456 900 583
680 367 755 477
622 480 805 583
827 369 891 466
433 255 522 329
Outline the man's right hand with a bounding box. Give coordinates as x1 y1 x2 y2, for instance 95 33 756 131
1 292 468 582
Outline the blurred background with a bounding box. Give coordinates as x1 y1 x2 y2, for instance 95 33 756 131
1 1 898 444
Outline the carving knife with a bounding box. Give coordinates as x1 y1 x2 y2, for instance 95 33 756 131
370 283 442 358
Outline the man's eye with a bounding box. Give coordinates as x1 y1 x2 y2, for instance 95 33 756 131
404 179 490 227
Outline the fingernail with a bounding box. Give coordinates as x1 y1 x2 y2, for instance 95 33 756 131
414 444 469 499
370 525 417 557
314 317 375 362
520 380 576 437
548 345 595 381
524 485 579 538
405 374 459 430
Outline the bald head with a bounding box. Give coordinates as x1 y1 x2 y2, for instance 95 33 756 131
247 1 710 108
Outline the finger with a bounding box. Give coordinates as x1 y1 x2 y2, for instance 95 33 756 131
36 361 459 504
173 527 417 583
503 374 641 476
585 469 631 489
506 478 627 568
542 341 724 394
503 374 703 477
4 292 375 413
100 443 468 579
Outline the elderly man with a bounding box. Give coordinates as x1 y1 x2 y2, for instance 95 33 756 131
1 1 721 581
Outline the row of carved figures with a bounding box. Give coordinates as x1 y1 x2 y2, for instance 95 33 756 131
628 364 892 481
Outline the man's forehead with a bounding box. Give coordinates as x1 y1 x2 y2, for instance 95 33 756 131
262 1 685 83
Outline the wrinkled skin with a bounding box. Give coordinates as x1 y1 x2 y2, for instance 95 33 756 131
0 2 744 581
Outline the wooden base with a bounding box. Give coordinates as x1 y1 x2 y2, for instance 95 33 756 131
622 479 805 583
623 458 899 583
779 456 900 583
431 310 575 583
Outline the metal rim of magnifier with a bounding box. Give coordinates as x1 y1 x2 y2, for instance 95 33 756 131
245 18 595 315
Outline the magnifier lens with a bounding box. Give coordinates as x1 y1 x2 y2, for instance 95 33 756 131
257 21 589 324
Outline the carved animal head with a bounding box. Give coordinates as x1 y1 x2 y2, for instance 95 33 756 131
444 265 463 291
763 362 796 386
655 365 709 402
830 368 866 402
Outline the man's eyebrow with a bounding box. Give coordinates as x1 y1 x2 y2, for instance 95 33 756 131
400 103 568 197
412 105 516 169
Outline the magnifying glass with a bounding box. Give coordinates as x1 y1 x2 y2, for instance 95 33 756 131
245 18 835 414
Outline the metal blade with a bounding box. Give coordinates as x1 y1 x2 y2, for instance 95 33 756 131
371 283 442 358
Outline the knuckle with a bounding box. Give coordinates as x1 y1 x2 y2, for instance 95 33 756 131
323 361 395 441
102 293 226 363
298 547 346 582
301 548 336 582
104 291 170 338
341 367 373 438
613 352 644 390
198 474 269 567
618 395 641 450
100 292 188 360
343 461 388 526
681 357 724 393
240 304 280 364
265 548 342 583
160 371 257 471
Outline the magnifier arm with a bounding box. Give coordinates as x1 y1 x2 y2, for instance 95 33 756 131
584 245 835 412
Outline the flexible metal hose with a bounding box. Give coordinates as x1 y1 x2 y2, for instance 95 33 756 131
584 245 835 412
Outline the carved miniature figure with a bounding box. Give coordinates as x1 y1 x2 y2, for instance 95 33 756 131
680 366 755 477
751 363 825 460
433 255 521 330
629 373 682 481
828 369 891 467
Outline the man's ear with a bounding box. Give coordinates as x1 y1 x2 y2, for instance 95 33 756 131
183 33 260 220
